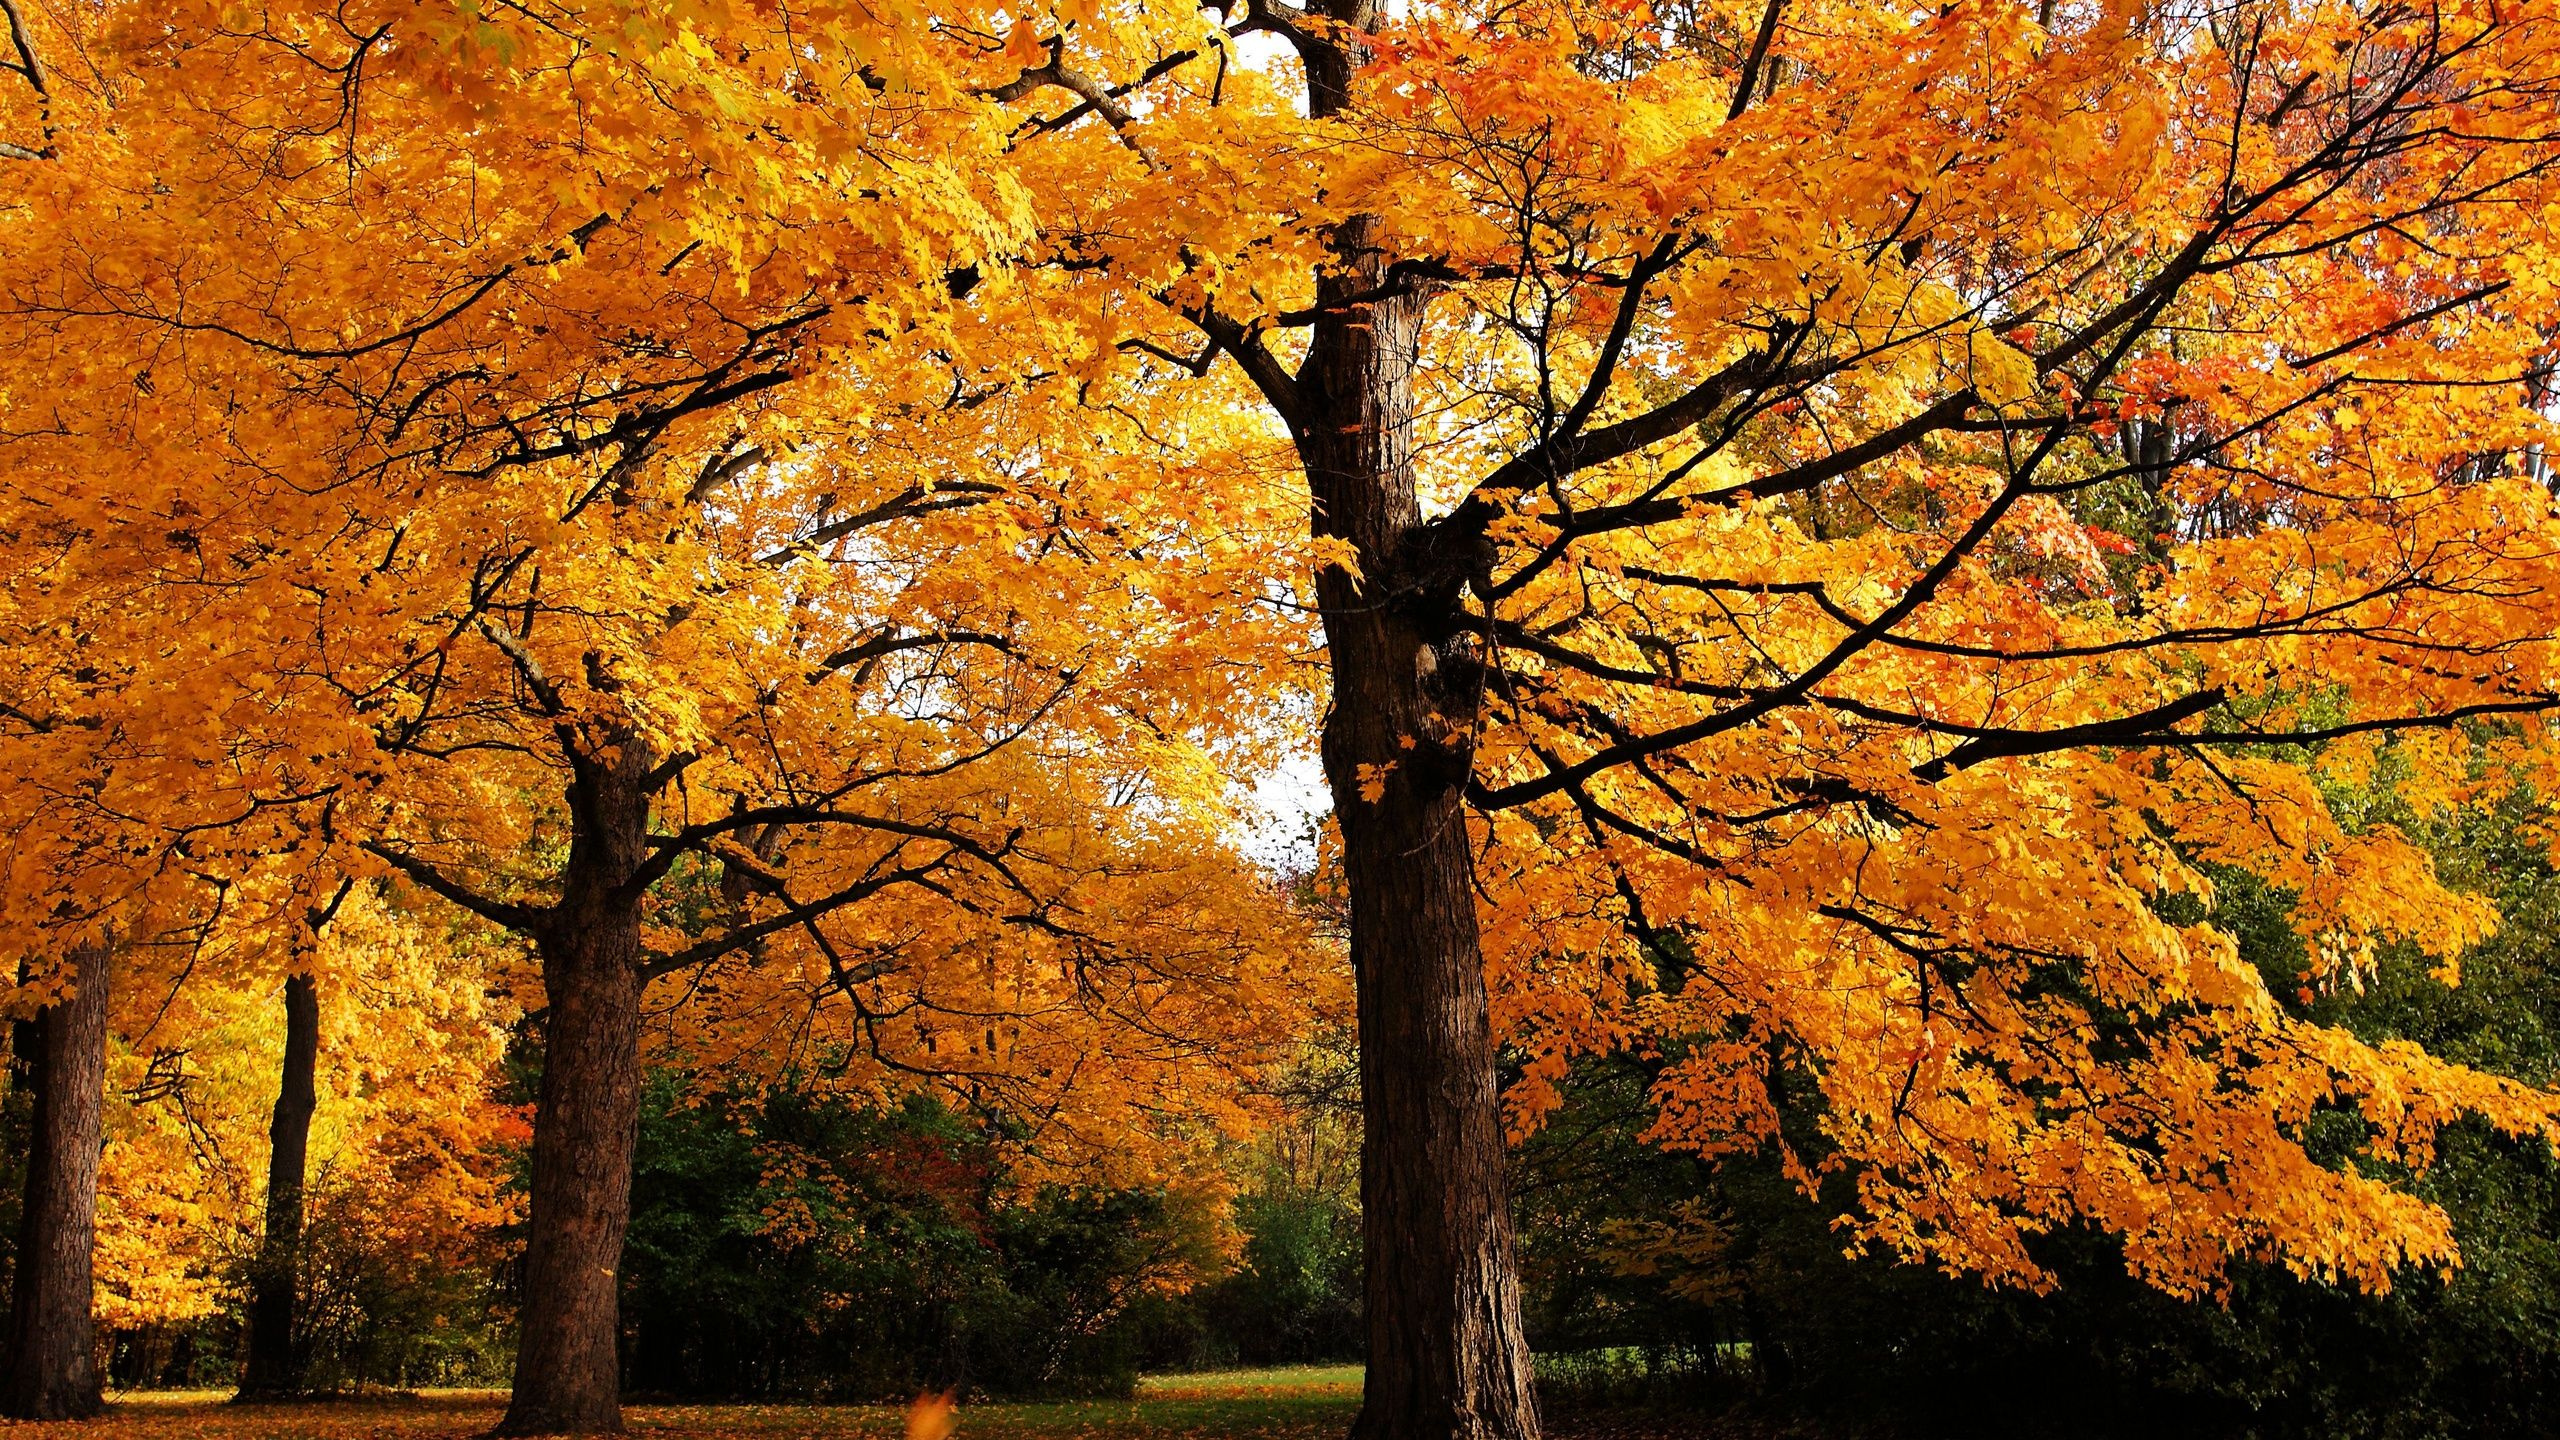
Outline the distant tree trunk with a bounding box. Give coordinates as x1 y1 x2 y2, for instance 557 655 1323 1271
1296 175 1541 1440
4 940 112 1421
497 738 655 1436
239 973 320 1399
1740 1285 1793 1392
2 968 35 1327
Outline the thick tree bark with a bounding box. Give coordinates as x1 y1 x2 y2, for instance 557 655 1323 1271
4 941 112 1421
1298 180 1541 1440
239 972 320 1399
497 736 655 1436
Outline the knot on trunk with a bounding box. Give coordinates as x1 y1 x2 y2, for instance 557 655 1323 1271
1402 633 1484 795
1401 502 1499 628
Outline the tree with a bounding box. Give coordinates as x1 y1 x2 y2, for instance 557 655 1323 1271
4 939 110 1420
87 881 523 1391
239 972 320 1399
19 6 2560 1440
0 5 1319 1432
955 0 2560 1432
1493 779 2560 1439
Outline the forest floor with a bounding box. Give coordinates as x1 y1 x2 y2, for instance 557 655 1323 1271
0 1366 1829 1439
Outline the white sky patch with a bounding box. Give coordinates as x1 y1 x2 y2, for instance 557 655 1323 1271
1234 747 1331 874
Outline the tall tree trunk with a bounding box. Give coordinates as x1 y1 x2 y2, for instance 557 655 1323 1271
239 973 319 1399
4 940 111 1422
1298 143 1541 1439
498 737 654 1436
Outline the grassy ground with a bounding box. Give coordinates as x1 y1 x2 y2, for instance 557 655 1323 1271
0 1368 1781 1439
2 1369 1364 1439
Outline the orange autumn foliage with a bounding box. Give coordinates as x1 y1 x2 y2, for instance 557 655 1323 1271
0 0 1329 1161
0 9 1335 1413
8 0 2560 1344
92 885 522 1332
966 0 2560 1301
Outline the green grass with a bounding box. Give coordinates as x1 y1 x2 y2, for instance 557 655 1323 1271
1137 1365 1364 1397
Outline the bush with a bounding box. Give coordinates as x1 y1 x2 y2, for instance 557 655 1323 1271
619 1076 1222 1399
1173 1181 1363 1368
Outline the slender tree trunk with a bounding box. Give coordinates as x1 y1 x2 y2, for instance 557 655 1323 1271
4 941 112 1421
1298 170 1541 1438
239 973 319 1399
498 737 654 1436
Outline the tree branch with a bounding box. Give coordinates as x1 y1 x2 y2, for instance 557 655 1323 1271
359 841 542 932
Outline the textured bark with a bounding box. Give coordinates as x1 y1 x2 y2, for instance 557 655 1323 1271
239 973 320 1399
1293 37 1541 1422
496 737 654 1436
4 942 111 1422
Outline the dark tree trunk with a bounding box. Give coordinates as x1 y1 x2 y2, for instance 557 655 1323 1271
4 941 111 1422
497 736 655 1436
2 969 36 1336
1296 149 1541 1440
239 973 320 1399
